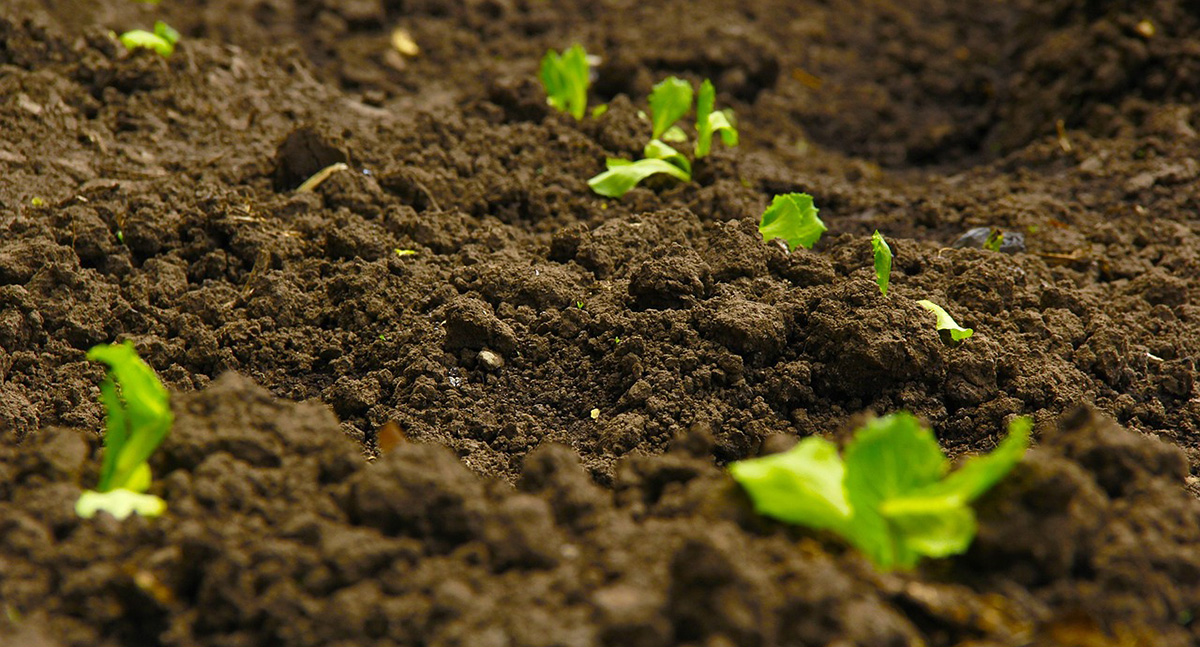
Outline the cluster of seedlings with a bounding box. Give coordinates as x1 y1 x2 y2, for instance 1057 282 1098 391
64 39 1024 573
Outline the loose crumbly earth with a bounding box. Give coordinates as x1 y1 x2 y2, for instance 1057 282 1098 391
2 0 1200 645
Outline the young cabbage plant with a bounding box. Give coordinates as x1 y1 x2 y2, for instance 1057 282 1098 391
75 342 174 520
758 193 826 251
119 21 180 58
539 45 591 120
730 412 1031 570
587 139 692 198
916 300 974 346
872 231 892 297
695 80 739 158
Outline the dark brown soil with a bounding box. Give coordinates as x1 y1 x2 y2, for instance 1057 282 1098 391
3 0 1200 645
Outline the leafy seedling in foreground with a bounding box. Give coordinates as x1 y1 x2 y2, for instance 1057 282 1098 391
916 300 973 346
759 193 826 251
729 412 1031 569
695 80 739 158
588 139 692 198
119 21 180 58
539 45 591 120
75 342 174 520
872 231 892 297
649 77 694 140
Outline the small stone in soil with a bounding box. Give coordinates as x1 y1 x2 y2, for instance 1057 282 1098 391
951 227 1026 254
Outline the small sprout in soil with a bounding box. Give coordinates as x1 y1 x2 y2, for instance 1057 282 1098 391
395 248 417 256
119 21 180 58
660 125 688 143
649 76 694 140
31 197 45 207
983 229 1004 252
729 412 1031 570
590 408 600 420
539 45 590 120
296 162 349 193
587 139 692 198
916 300 974 346
378 334 387 341
75 342 173 521
694 79 738 158
575 301 585 309
758 193 826 251
872 230 892 297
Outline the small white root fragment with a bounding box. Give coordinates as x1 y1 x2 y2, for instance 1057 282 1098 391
296 162 349 193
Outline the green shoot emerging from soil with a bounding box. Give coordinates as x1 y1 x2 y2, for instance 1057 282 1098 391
119 21 180 58
587 139 692 198
649 77 694 140
983 229 1004 252
695 80 739 158
75 342 173 520
759 193 826 251
539 45 590 120
872 231 892 297
730 412 1031 570
916 300 974 346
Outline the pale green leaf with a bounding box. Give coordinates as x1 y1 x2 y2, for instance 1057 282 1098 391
76 489 166 520
587 158 691 198
758 193 826 251
87 342 173 493
649 77 693 140
916 300 974 346
119 29 175 57
695 80 738 158
729 437 852 529
872 230 892 297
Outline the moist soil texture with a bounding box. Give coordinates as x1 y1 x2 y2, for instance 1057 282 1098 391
3 0 1200 645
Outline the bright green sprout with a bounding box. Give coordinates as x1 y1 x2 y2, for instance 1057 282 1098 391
695 79 738 158
395 248 417 257
916 300 974 346
590 104 609 119
587 139 692 198
75 342 173 520
31 197 45 207
983 229 1004 252
729 412 1031 570
649 76 694 140
538 45 590 120
872 230 892 297
119 21 181 58
758 193 826 251
660 125 688 143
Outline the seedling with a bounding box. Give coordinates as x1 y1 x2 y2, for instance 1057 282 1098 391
694 80 738 158
649 77 694 140
872 231 892 297
916 300 974 346
730 412 1031 569
539 45 590 120
758 193 826 251
983 229 1004 252
118 21 180 58
587 140 692 198
75 342 173 520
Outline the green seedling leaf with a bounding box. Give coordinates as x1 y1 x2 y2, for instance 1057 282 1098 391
872 230 892 297
587 140 692 198
695 80 739 158
758 193 826 251
983 229 1004 252
590 104 609 119
76 489 167 520
79 342 173 520
539 45 590 120
119 21 180 57
730 436 852 529
649 76 694 140
661 125 688 143
587 158 691 198
730 412 1030 570
916 300 974 346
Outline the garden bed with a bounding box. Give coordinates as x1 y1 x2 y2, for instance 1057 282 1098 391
3 0 1200 645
